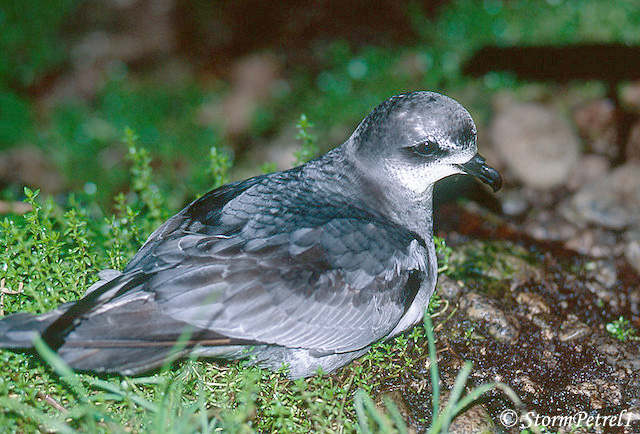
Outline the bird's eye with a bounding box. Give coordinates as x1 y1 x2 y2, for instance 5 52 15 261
413 140 438 155
408 140 447 158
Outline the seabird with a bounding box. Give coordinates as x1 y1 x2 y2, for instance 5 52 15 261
0 91 501 378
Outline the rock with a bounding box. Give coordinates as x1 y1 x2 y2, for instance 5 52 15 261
436 390 496 434
489 101 580 189
624 233 640 275
558 316 591 342
626 121 640 162
448 401 496 434
573 99 617 158
566 154 610 191
459 292 520 344
436 275 461 300
568 163 640 230
523 210 579 242
375 389 414 430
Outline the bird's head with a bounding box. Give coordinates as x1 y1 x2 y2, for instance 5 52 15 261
346 91 501 196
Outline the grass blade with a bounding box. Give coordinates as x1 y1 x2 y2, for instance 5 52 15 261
423 311 440 419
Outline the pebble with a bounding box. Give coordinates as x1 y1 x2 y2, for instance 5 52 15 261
516 292 551 315
565 154 610 191
524 210 579 242
500 188 529 217
558 316 591 342
624 236 640 275
583 259 618 289
459 292 520 344
568 163 640 230
435 275 461 300
573 99 617 158
564 228 621 258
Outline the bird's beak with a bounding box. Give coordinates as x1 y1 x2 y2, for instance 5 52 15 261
457 154 502 192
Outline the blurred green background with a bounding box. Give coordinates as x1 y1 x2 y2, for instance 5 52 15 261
2 0 639 214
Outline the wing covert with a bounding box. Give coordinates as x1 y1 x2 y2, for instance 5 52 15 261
88 170 429 354
148 212 428 353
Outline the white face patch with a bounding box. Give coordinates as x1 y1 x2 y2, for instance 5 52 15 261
384 160 463 194
441 137 477 163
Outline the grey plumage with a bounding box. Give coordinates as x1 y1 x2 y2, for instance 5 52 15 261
0 91 501 378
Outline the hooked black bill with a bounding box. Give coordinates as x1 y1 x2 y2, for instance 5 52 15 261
457 154 502 192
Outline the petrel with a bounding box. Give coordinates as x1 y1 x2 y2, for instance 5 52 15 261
0 91 501 378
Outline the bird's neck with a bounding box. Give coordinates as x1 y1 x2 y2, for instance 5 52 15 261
377 184 435 242
311 147 435 242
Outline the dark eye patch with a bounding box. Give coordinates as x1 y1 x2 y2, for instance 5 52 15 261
404 140 449 159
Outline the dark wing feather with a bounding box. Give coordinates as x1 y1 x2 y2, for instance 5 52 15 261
57 296 256 373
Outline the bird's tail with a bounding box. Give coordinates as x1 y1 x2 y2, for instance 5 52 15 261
0 308 66 349
0 269 121 350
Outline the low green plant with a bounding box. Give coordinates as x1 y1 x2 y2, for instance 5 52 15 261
123 128 167 225
207 145 232 190
0 129 253 433
259 161 278 174
294 113 319 165
606 316 639 341
434 236 453 274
